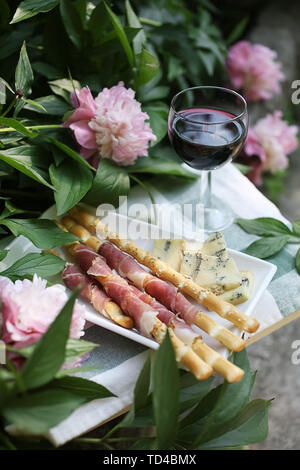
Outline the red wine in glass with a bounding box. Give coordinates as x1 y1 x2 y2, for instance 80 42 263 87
169 108 247 171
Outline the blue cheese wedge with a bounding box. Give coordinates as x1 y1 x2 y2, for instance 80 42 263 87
188 251 241 290
180 232 241 291
152 239 185 271
218 270 254 305
202 232 228 259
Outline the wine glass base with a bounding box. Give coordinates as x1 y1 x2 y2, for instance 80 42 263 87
203 207 233 233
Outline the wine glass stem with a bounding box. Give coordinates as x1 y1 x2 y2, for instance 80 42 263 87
200 171 212 208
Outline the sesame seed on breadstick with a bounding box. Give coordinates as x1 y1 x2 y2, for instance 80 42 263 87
68 208 259 334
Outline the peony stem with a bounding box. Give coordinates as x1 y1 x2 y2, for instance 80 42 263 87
0 124 61 133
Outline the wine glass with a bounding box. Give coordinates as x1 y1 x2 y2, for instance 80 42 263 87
168 86 248 232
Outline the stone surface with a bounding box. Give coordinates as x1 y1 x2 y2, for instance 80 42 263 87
249 320 300 450
245 1 300 450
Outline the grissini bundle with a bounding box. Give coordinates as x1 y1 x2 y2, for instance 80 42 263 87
53 224 134 329
63 216 246 351
61 219 244 382
68 207 259 334
62 263 134 328
60 237 213 381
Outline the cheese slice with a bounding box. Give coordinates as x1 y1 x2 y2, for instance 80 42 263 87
152 239 184 271
180 250 202 278
192 251 241 290
218 270 254 305
202 232 228 259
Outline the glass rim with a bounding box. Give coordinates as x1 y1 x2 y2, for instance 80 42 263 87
170 86 248 125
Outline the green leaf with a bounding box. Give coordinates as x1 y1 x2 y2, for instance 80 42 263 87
10 0 59 24
139 85 170 102
292 220 300 237
179 373 214 413
296 248 300 275
104 2 134 67
0 117 37 138
48 78 81 102
136 48 159 88
50 160 93 216
2 388 86 434
243 236 289 259
0 77 15 95
32 62 61 80
226 17 249 46
48 138 95 172
0 218 78 249
0 252 65 281
143 101 168 144
168 56 184 82
236 217 292 237
0 145 55 189
198 50 215 76
153 331 179 450
16 338 98 364
197 399 271 449
15 42 34 97
0 249 8 262
125 0 146 54
22 98 47 113
88 1 110 39
60 0 83 49
20 289 79 390
128 156 197 179
180 350 255 440
0 200 26 219
24 95 70 115
52 376 115 400
84 159 130 207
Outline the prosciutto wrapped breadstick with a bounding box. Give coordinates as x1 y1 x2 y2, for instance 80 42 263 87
130 285 244 382
68 208 259 334
62 264 134 328
61 240 212 380
62 216 245 352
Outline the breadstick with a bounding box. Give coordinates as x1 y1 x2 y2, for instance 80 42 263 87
63 216 246 351
62 219 245 381
61 221 212 380
68 208 259 334
54 220 134 328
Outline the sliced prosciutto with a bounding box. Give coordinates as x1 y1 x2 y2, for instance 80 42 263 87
99 241 200 325
72 244 161 339
62 262 134 329
62 263 110 316
130 285 201 347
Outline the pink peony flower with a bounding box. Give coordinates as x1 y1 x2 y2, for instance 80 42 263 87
63 82 156 166
62 86 98 160
0 275 87 368
242 111 298 185
227 41 284 101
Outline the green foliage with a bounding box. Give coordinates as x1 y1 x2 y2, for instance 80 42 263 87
0 0 230 213
0 251 65 280
0 290 113 437
88 337 270 451
236 217 300 270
